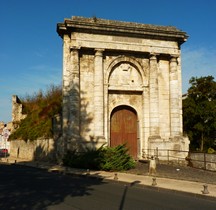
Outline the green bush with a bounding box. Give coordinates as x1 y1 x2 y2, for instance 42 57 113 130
62 144 135 171
100 144 135 171
63 147 103 170
207 147 215 154
10 84 62 141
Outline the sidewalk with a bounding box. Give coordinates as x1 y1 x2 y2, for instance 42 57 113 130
1 156 216 200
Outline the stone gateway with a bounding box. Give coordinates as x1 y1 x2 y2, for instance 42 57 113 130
57 16 189 160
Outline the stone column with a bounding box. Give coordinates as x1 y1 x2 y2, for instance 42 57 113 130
149 54 160 137
169 56 180 137
62 36 71 153
68 47 80 144
94 49 104 139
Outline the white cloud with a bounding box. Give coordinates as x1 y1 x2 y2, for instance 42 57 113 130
181 46 216 93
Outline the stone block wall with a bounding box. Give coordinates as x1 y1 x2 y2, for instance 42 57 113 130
189 152 216 171
9 138 56 162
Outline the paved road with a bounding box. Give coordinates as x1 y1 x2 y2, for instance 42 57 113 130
0 163 215 210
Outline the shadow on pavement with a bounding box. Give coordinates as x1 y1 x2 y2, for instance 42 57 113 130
0 163 106 210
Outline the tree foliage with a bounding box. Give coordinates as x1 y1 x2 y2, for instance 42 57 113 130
10 84 62 141
183 76 216 151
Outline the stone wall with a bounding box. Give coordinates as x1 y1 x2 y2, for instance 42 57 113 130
12 95 27 122
11 95 27 132
8 96 64 162
9 138 56 162
189 152 216 171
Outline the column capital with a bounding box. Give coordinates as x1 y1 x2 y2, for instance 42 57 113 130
95 48 104 56
149 53 159 60
170 55 179 63
70 46 80 52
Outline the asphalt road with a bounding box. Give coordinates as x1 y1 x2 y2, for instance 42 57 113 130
0 163 215 210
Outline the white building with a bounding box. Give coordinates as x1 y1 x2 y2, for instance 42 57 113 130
57 16 189 160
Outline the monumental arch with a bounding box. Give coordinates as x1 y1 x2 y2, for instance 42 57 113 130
57 16 189 159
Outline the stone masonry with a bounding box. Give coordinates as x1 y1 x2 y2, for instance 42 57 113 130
57 16 190 159
12 95 27 128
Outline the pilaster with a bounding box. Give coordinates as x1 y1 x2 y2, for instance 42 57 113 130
149 54 160 137
169 56 180 137
62 36 71 151
68 47 80 144
94 49 104 139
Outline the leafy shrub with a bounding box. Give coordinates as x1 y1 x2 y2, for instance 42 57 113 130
62 144 135 171
10 84 62 141
99 144 135 171
63 147 103 170
207 147 215 154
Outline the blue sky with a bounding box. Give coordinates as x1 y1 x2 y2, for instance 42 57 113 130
1 0 216 123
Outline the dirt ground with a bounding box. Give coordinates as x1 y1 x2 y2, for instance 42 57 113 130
127 161 216 184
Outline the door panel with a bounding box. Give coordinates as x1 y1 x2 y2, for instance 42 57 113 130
110 106 137 158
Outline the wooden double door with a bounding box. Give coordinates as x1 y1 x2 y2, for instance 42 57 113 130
110 106 138 158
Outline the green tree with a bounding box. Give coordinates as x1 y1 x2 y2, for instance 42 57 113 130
183 76 216 151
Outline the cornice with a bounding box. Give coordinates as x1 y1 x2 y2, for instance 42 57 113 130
57 16 188 45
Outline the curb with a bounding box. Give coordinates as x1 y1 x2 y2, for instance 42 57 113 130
1 158 216 202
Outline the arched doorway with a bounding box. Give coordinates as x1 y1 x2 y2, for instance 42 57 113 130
110 106 138 158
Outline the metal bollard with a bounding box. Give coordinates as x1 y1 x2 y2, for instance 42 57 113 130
202 184 209 194
152 177 157 186
62 169 66 175
114 173 118 180
86 169 90 175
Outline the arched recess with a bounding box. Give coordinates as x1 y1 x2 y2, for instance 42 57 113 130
110 105 138 158
106 55 147 86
